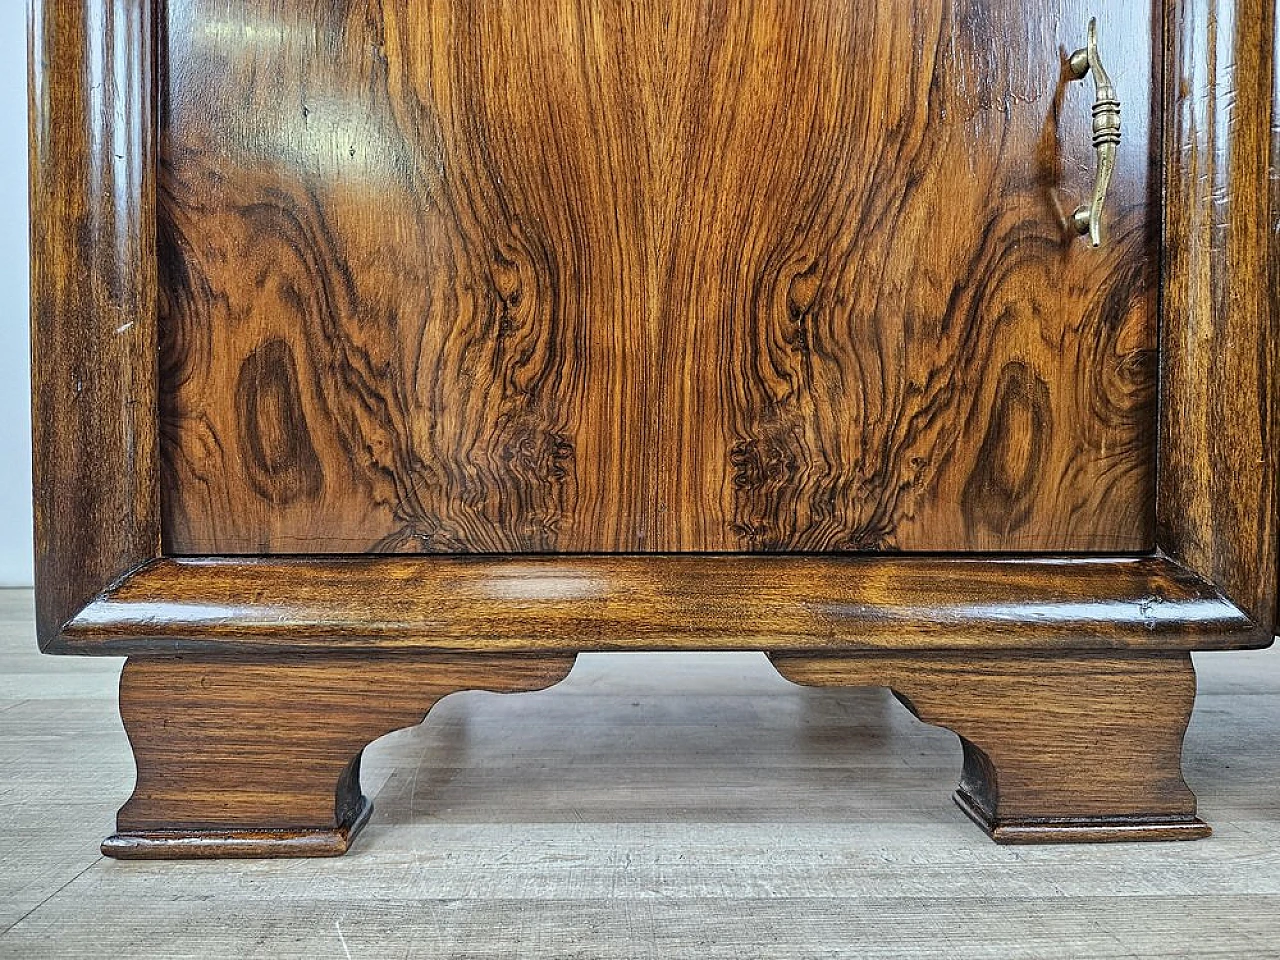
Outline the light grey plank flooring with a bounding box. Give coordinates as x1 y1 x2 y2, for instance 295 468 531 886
0 588 1277 958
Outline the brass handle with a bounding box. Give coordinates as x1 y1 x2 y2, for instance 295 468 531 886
1067 18 1120 247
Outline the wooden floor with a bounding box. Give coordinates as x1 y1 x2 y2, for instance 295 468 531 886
1 589 1278 958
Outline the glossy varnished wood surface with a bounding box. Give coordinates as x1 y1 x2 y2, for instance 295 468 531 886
54 555 1257 655
157 0 1159 555
28 0 158 646
29 0 1278 664
1159 0 1279 627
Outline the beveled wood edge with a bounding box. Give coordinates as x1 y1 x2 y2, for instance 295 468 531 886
101 795 374 860
29 0 160 650
952 789 1211 844
46 553 1266 656
28 0 1280 656
1156 0 1279 631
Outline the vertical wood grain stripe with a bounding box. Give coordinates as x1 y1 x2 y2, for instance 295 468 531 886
29 0 159 645
1274 0 1280 634
1158 0 1278 629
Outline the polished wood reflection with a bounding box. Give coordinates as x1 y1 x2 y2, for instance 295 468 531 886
157 0 1158 554
27 0 1277 863
1159 0 1279 625
56 555 1256 656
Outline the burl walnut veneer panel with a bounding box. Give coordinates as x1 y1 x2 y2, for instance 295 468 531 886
157 0 1158 555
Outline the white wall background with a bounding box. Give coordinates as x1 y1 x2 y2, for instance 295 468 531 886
1 3 33 586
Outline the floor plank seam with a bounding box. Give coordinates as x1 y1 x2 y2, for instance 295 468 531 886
0 857 104 939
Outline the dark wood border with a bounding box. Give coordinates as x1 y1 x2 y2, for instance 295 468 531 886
29 0 158 647
29 0 1279 655
1158 0 1279 631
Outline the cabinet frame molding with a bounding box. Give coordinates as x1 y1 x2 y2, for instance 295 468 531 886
29 0 1278 655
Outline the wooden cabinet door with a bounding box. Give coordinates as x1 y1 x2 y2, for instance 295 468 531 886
158 0 1157 555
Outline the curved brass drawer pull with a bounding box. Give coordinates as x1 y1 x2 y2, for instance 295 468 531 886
1067 18 1120 247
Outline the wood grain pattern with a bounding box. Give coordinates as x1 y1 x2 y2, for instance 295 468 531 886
770 651 1208 842
104 653 576 858
1273 0 1280 637
28 0 159 647
157 0 1159 554
1159 0 1279 631
27 0 1278 863
54 555 1258 656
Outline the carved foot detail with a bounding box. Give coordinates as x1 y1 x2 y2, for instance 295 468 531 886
105 653 576 859
770 651 1208 843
